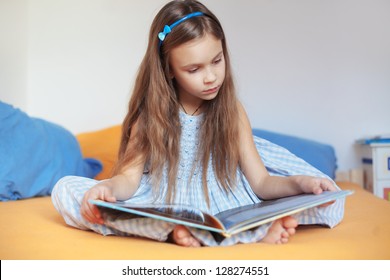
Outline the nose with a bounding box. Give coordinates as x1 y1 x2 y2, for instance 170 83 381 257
204 67 217 84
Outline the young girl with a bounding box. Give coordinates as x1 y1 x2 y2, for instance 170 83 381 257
52 0 344 247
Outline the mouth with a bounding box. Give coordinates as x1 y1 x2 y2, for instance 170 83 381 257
203 86 220 94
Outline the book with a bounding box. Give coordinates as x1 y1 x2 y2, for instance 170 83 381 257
90 190 353 237
356 134 390 145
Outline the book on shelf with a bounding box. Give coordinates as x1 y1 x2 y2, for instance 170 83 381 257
356 134 390 145
90 190 353 237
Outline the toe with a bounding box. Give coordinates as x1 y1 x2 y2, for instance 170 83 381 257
286 227 296 236
281 230 289 239
172 225 200 247
282 216 298 228
280 237 289 244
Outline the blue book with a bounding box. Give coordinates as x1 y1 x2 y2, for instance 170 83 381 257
356 135 390 145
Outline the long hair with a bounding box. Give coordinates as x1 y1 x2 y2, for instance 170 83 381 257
114 0 240 205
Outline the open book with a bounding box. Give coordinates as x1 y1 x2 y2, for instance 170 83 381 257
90 190 353 237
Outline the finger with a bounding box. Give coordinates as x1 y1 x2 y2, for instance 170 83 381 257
81 206 94 223
83 201 103 224
106 196 116 203
313 187 324 195
312 179 324 195
80 198 91 221
81 194 97 221
81 203 96 223
89 203 104 224
320 179 337 192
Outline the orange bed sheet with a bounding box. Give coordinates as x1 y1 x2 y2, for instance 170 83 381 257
1 182 389 260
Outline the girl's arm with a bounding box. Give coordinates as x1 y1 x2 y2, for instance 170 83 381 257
237 102 335 200
81 120 145 224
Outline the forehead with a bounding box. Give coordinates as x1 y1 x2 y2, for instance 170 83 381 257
169 33 223 66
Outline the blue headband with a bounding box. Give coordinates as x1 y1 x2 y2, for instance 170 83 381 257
158 12 204 46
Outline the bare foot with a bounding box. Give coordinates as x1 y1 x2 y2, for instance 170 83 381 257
170 225 201 247
262 216 298 244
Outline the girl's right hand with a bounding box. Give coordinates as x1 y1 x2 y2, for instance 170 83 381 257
80 182 117 224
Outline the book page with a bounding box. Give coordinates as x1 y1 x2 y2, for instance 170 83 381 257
215 190 353 235
91 201 225 233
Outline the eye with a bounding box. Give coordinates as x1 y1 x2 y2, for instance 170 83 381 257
213 57 222 64
188 68 199 73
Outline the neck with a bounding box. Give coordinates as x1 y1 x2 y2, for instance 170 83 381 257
179 101 203 116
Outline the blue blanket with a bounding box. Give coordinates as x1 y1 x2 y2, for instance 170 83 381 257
252 128 337 179
0 102 102 201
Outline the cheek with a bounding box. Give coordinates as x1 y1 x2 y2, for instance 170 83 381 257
220 68 226 80
185 78 201 92
220 62 226 79
182 72 198 84
175 75 199 91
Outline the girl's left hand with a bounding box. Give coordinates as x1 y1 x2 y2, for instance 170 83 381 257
295 176 337 207
295 175 337 195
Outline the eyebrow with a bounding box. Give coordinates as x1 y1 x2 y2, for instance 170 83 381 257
182 50 224 68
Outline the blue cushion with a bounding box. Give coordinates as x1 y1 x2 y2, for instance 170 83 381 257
252 128 337 179
0 102 103 201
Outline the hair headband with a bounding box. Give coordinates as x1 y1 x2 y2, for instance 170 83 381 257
158 11 204 46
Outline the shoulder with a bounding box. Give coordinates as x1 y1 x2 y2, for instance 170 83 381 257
236 101 251 128
235 101 256 150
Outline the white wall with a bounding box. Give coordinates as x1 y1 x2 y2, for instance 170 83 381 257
1 0 389 172
0 0 28 111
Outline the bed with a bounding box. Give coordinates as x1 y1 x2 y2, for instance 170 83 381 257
1 124 390 260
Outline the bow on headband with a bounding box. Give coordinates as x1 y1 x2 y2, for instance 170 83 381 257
158 12 204 46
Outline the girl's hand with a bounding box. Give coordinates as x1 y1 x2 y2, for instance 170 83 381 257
81 182 116 225
295 175 337 195
295 175 337 207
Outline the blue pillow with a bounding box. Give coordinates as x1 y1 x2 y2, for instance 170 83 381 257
0 102 103 201
252 128 337 179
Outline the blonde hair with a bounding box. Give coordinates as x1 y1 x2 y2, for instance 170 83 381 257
114 0 239 205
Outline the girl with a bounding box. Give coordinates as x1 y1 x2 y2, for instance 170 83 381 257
52 0 344 247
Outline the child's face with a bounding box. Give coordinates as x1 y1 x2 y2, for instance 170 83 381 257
169 33 226 106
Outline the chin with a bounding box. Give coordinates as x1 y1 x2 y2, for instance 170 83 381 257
201 92 219 101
